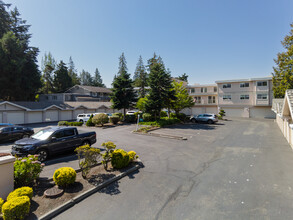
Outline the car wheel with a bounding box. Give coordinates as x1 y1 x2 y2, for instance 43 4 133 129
36 149 49 162
79 119 84 123
207 120 213 124
191 118 197 123
82 141 91 146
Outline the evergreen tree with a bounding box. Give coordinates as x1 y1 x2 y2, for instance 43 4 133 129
272 23 293 98
80 70 93 86
133 55 148 98
41 52 56 94
68 56 80 85
53 61 73 93
176 73 188 82
146 54 175 119
92 68 105 87
0 1 41 101
111 53 136 117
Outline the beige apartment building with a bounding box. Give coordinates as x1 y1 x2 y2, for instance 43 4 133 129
185 76 276 118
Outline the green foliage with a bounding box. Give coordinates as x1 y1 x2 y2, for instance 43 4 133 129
53 167 76 188
136 96 148 112
272 23 293 98
80 70 93 86
133 55 148 98
58 121 83 126
111 149 130 169
128 151 139 162
171 81 194 114
139 117 180 127
7 187 33 201
160 111 167 117
92 113 109 126
219 109 226 119
170 113 177 118
176 113 187 122
101 142 116 170
86 114 95 127
58 121 68 126
124 114 136 123
112 113 123 121
111 53 137 117
0 197 4 214
41 52 56 94
175 73 188 82
142 113 154 122
14 155 44 187
2 196 30 220
109 116 119 124
68 56 80 85
53 60 73 93
137 126 153 133
92 68 105 87
75 145 101 179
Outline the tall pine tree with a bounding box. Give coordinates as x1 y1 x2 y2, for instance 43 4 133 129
92 68 105 87
272 23 293 98
133 55 148 98
68 56 80 85
80 70 93 86
53 61 73 93
111 53 136 117
41 52 56 94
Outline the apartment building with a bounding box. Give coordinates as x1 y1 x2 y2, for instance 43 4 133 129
186 84 218 115
216 77 275 118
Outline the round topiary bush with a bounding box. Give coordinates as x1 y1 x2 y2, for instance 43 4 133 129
128 151 138 162
86 114 95 127
2 196 30 220
53 167 76 187
142 113 153 122
7 187 33 201
92 113 109 126
109 116 119 124
58 121 69 126
111 149 130 169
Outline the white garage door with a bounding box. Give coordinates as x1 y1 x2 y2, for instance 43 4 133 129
222 108 243 117
28 112 42 123
45 110 58 122
73 109 86 118
250 107 276 119
0 113 2 123
60 111 72 121
206 107 218 114
7 112 25 124
192 107 204 115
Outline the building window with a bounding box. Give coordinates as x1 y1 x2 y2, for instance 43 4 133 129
240 82 249 88
257 94 268 100
208 96 216 103
223 95 231 100
214 87 217 92
223 84 231 88
257 81 267 86
240 95 249 100
189 88 195 93
201 87 207 93
194 96 201 103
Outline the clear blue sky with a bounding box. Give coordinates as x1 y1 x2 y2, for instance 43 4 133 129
6 0 293 87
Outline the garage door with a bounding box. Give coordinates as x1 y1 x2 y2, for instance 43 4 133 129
7 112 25 124
73 109 86 119
60 111 72 121
45 110 58 122
206 107 218 114
191 107 204 115
222 108 243 117
0 113 2 123
28 112 42 123
250 107 276 119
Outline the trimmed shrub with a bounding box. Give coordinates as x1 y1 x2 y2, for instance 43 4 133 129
170 113 177 118
0 198 4 214
101 142 116 170
111 149 130 169
58 121 68 126
75 145 100 179
139 117 180 127
53 167 76 187
142 113 153 122
7 187 33 201
124 114 136 123
128 151 139 162
160 111 167 117
86 114 95 127
113 113 122 121
109 116 119 124
14 155 44 187
58 121 83 126
92 113 109 126
2 196 30 220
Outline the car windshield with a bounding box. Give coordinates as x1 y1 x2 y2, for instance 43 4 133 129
31 128 54 140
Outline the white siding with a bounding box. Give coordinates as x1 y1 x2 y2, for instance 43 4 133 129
60 111 72 121
28 112 42 123
249 107 276 119
45 110 58 122
0 113 2 123
7 112 25 124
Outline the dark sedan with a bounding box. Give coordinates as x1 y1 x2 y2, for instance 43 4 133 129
0 126 34 143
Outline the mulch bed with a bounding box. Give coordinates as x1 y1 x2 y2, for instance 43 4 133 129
0 153 11 157
27 163 136 219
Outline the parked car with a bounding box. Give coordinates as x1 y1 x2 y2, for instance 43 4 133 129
190 114 218 124
76 113 93 123
11 126 96 162
93 113 112 117
126 111 137 115
0 126 34 143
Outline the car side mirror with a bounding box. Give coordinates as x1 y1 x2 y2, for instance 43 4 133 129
51 136 56 141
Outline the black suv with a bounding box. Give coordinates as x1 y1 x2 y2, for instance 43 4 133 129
0 126 34 143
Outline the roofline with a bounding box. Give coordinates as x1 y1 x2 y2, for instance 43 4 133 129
215 77 272 83
186 84 217 88
0 101 30 111
43 104 65 111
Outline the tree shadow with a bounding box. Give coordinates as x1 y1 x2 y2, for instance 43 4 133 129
88 173 116 187
64 182 84 194
34 178 55 196
98 181 120 195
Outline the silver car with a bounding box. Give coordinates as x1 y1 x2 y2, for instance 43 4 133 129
190 114 218 124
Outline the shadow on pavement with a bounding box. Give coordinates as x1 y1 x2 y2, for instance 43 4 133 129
165 123 225 131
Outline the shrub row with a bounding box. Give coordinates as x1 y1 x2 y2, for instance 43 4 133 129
58 121 83 126
139 117 181 127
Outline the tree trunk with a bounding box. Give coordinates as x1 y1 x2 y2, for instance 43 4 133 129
123 108 126 121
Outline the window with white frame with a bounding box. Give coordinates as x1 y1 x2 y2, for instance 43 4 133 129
240 82 249 88
257 94 268 100
208 96 216 103
223 95 231 100
257 81 267 86
189 88 195 93
201 87 207 93
223 84 231 88
214 87 217 92
240 95 249 100
194 96 201 103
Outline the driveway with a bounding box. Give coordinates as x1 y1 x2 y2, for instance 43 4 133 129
52 118 293 220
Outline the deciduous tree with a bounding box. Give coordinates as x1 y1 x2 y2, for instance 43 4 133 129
171 81 194 114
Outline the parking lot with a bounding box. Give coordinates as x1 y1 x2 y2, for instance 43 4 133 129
2 118 293 219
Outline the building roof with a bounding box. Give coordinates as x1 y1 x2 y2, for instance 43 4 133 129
66 85 112 94
215 76 272 84
64 102 112 109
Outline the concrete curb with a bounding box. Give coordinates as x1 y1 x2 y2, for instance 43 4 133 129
39 163 142 220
